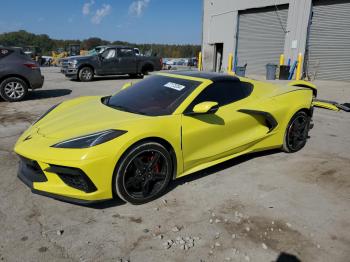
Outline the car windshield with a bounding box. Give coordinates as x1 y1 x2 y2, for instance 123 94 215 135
88 47 106 56
106 75 201 116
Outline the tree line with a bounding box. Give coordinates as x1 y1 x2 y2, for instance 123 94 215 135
0 30 201 58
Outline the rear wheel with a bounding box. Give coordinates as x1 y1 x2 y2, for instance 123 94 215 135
282 111 310 153
78 67 94 82
141 64 154 76
0 77 28 102
114 142 173 205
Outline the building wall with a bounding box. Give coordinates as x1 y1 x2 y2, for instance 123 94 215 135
202 0 312 72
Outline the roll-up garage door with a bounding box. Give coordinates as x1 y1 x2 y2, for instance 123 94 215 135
307 0 350 81
236 5 289 76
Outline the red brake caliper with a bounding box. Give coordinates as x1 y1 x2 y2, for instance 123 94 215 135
152 153 160 173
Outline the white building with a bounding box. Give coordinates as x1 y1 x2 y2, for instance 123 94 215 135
202 0 350 81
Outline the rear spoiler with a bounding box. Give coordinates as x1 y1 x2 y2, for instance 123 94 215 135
288 80 317 96
288 80 349 112
313 99 350 112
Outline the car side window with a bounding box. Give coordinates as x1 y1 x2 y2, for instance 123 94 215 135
118 48 135 57
186 80 252 112
102 49 116 59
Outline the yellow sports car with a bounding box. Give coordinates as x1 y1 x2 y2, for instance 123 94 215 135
14 71 349 205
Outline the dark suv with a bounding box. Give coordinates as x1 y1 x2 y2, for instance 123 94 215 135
0 47 44 102
61 45 162 81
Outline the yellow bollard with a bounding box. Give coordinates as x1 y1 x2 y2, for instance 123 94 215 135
198 52 202 71
279 54 285 66
296 53 303 80
228 53 233 72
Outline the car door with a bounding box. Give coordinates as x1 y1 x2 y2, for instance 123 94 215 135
181 80 269 172
117 48 137 74
99 48 121 74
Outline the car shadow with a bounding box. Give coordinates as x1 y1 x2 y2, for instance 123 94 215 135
0 89 72 102
87 198 126 209
26 89 72 100
166 149 281 192
276 252 302 262
70 75 143 82
88 149 281 210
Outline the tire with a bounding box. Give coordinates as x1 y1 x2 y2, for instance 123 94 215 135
128 73 139 79
78 67 94 82
141 65 153 76
0 77 28 102
282 111 310 153
114 142 173 205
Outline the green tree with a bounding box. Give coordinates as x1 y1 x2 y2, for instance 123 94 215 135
0 30 201 57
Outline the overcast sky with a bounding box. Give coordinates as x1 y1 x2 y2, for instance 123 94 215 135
0 0 202 44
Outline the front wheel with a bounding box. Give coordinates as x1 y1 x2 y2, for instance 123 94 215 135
282 111 310 153
114 142 173 205
0 77 28 102
78 67 94 82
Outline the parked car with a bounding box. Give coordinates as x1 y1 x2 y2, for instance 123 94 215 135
14 71 349 205
188 57 198 67
61 46 162 81
0 47 44 102
41 56 53 66
60 46 108 70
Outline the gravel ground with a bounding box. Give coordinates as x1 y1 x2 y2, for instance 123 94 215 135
0 67 349 262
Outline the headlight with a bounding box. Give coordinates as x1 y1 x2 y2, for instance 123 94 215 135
68 60 78 67
52 130 127 149
33 103 61 125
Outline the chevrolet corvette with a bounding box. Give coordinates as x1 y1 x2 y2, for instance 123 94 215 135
14 71 349 204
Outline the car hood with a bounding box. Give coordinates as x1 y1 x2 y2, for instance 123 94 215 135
34 96 149 140
67 55 95 61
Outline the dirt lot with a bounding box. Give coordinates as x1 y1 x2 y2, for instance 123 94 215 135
0 67 349 262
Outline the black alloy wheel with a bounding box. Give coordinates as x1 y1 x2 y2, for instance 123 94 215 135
283 111 310 153
114 142 173 204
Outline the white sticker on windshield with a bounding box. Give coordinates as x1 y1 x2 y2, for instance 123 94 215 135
164 82 186 91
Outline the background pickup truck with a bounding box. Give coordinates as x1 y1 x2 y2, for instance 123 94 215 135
61 45 162 81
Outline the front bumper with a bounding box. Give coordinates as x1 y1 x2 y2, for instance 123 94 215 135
62 67 78 78
18 156 48 187
17 155 113 205
30 74 44 90
14 130 120 204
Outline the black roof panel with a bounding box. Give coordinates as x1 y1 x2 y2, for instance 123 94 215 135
167 70 240 82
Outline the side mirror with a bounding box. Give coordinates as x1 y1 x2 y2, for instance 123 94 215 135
192 101 219 114
121 82 133 90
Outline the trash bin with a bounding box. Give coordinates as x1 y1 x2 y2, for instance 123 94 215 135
279 65 290 80
266 63 277 80
235 66 246 77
